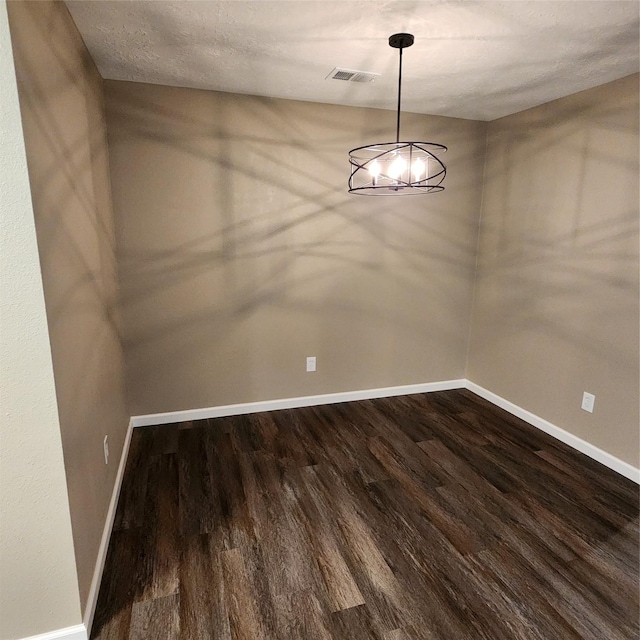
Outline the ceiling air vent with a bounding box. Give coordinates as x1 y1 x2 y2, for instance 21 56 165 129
326 67 380 83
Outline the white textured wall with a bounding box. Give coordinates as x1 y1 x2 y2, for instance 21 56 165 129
0 1 82 638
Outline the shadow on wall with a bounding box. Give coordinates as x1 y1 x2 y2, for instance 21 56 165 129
473 85 639 373
7 0 130 610
105 82 487 413
13 8 121 338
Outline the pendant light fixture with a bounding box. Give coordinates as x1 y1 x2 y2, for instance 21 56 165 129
348 33 447 195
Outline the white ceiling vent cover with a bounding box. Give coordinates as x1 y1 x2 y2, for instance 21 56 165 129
326 67 380 83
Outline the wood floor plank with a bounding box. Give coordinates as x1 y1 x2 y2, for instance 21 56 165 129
92 608 132 640
366 396 437 444
368 435 483 555
112 430 152 531
331 603 387 639
308 465 410 634
148 424 179 456
290 465 365 612
271 409 317 467
91 529 140 639
315 403 389 484
288 590 335 640
383 628 419 640
363 479 517 640
91 390 639 640
178 427 216 535
179 533 230 640
221 547 267 640
204 428 255 551
129 594 179 640
136 453 179 602
417 438 504 497
465 549 585 640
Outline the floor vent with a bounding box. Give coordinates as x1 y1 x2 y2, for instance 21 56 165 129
326 67 380 83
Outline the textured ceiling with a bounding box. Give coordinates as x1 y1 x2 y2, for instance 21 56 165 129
65 0 639 121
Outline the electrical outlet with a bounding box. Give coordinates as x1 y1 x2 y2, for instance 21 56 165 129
306 356 316 372
103 435 109 464
581 392 595 413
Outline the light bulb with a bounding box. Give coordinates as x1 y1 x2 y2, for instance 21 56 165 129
388 156 406 180
368 160 381 186
412 157 425 182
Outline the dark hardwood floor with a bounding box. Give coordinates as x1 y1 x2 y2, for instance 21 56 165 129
91 389 639 639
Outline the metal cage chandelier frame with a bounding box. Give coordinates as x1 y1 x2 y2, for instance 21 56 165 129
348 33 447 195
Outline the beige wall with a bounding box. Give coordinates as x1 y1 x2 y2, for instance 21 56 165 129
0 1 82 638
467 74 640 466
104 80 487 415
7 0 129 613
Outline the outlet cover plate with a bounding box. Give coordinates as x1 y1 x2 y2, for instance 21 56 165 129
306 356 316 372
581 392 595 413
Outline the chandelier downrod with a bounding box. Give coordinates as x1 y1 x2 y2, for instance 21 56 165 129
389 33 414 143
396 45 402 143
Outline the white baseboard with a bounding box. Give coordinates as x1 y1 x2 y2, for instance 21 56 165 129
130 379 467 427
131 378 639 483
20 625 87 640
82 419 135 635
465 381 640 484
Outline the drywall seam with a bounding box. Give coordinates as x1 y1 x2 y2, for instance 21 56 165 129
465 381 639 483
82 420 134 636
